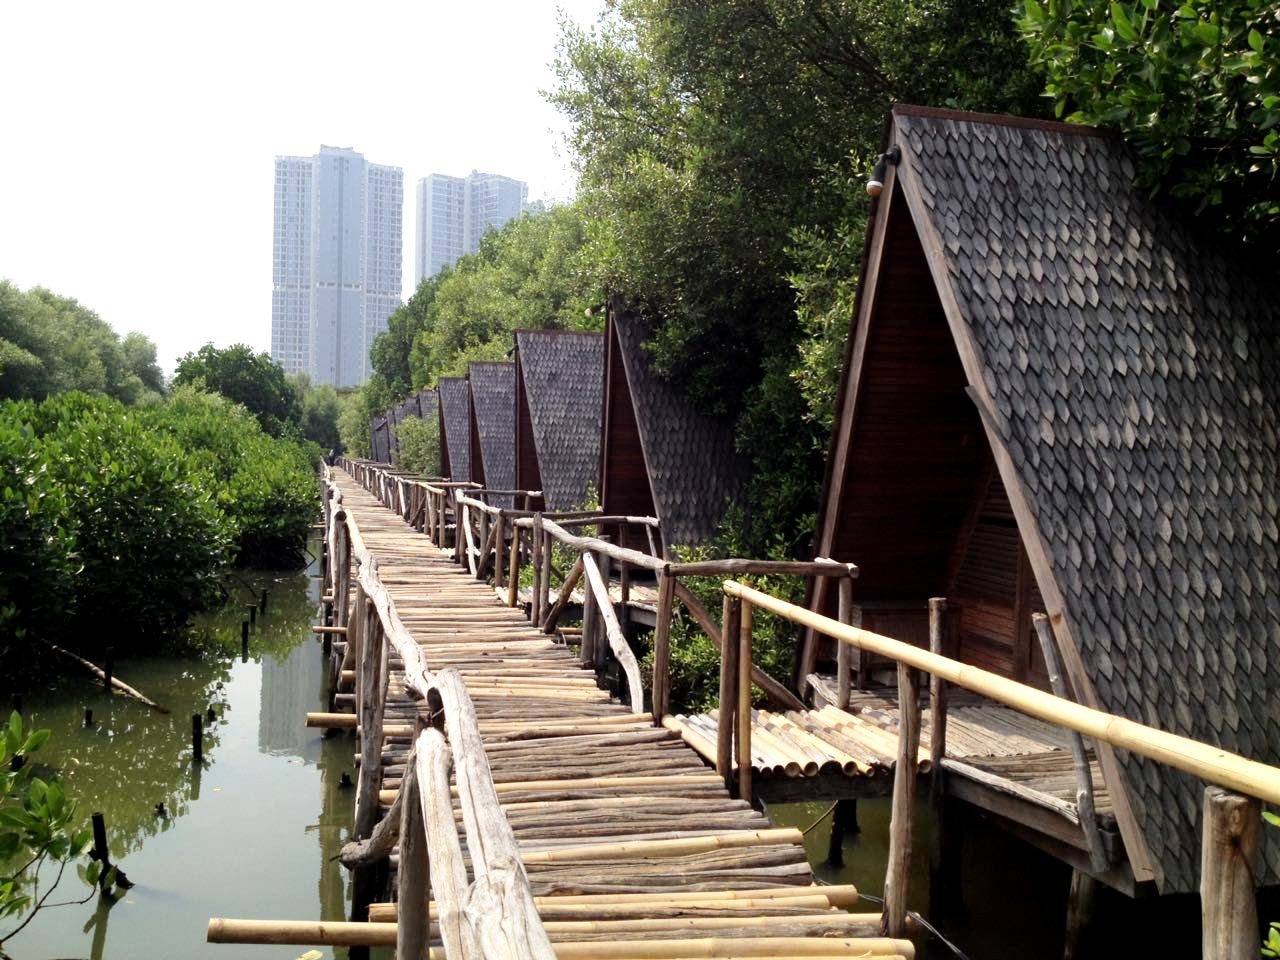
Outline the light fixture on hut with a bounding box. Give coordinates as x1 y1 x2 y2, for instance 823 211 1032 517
865 145 901 198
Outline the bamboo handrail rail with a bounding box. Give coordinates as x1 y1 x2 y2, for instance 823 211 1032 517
722 579 1280 806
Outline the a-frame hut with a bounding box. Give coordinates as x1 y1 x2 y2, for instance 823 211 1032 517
436 377 471 481
513 329 604 511
804 104 1280 895
601 298 744 552
467 361 515 491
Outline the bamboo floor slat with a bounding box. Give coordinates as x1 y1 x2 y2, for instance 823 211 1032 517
330 472 915 957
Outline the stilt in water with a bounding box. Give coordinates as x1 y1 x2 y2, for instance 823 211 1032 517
102 648 114 695
825 799 859 868
1063 868 1098 960
192 713 203 763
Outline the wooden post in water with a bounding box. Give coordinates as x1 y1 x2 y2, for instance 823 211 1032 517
650 572 676 724
736 598 754 804
1063 869 1098 960
716 595 741 789
1201 786 1260 960
91 812 112 889
192 714 203 762
882 660 920 938
103 648 114 695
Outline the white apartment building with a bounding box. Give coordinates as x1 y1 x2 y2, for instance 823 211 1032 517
414 170 528 285
271 146 403 387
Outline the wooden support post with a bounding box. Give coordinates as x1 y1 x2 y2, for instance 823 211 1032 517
477 509 491 580
650 573 676 724
737 599 754 804
928 598 949 789
716 595 741 788
541 556 583 636
882 660 920 938
396 752 428 960
836 578 854 709
260 590 268 615
1033 613 1108 872
494 512 506 589
1063 869 1097 960
538 519 553 628
1201 786 1260 960
530 515 545 624
103 648 113 695
594 545 611 671
580 552 598 666
506 525 521 607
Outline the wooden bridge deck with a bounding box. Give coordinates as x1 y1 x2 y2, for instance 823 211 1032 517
332 471 914 955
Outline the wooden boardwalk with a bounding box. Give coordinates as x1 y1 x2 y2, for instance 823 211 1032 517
331 471 915 956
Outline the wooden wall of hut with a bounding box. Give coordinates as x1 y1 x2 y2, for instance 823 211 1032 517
514 351 543 494
601 315 657 519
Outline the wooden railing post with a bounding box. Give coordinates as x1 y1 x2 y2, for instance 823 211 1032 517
716 594 741 789
1201 786 1260 960
650 571 676 724
396 750 428 960
580 550 598 665
494 511 506 589
530 515 545 624
506 524 521 608
737 598 754 804
537 520 553 627
882 659 920 938
927 598 949 782
836 577 854 709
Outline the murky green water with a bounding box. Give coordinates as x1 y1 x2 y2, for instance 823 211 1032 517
2 545 369 960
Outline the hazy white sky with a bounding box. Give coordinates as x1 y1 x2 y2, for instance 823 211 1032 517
0 0 604 374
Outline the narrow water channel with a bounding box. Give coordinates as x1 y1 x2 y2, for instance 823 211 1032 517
5 541 376 960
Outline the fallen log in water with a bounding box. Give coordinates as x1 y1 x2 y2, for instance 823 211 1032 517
44 642 169 713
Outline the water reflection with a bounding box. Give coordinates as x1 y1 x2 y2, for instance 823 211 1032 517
5 543 365 959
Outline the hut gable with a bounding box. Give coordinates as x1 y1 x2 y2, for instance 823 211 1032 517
468 362 516 491
513 330 604 511
437 377 472 481
603 299 745 548
814 104 1280 894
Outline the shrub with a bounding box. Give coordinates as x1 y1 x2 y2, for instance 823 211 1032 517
393 414 441 476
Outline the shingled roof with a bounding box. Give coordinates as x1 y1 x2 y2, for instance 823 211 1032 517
514 330 604 511
468 362 516 491
437 377 471 481
835 105 1280 893
604 299 745 547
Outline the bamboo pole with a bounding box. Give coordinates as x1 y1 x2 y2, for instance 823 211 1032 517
717 595 741 786
724 580 1280 804
737 599 754 804
882 661 919 938
1201 786 1260 960
42 643 169 713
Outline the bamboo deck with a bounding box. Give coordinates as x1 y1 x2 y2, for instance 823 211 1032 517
332 472 915 956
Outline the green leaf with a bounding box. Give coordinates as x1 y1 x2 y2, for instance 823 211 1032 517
1111 3 1137 41
1249 28 1264 54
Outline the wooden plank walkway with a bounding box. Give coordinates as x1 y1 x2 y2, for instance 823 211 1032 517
332 471 916 955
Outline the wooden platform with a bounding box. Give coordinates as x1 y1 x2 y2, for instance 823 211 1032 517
332 472 916 955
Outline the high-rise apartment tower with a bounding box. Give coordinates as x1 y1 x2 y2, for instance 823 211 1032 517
271 146 403 387
414 170 528 285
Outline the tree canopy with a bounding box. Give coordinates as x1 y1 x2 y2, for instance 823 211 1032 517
1021 0 1279 250
0 281 164 403
172 343 301 438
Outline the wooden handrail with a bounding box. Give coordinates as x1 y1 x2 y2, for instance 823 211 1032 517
723 579 1280 806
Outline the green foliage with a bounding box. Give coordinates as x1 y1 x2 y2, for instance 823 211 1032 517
640 517 807 713
0 389 316 666
147 388 318 568
1 713 114 950
172 344 302 438
0 281 162 404
1020 0 1280 247
393 415 441 476
552 0 1048 555
289 373 342 450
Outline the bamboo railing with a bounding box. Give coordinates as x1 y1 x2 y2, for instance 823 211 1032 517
721 579 1271 957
